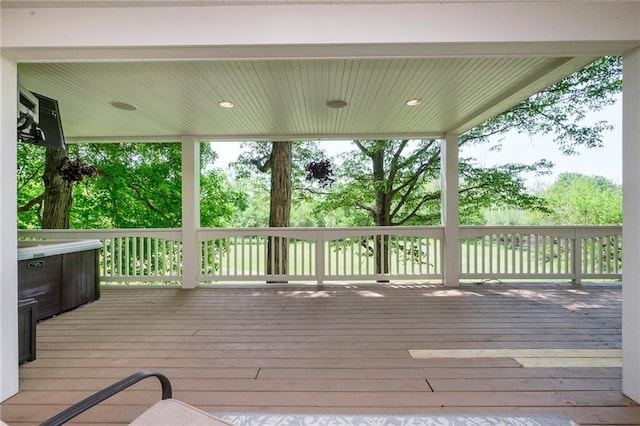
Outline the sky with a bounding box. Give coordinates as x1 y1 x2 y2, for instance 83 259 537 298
461 96 622 187
212 96 622 189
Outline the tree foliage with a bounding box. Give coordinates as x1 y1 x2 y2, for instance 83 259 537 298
463 56 621 153
18 57 622 231
234 141 331 193
232 140 335 228
320 140 551 226
18 142 244 229
534 173 622 225
313 57 621 227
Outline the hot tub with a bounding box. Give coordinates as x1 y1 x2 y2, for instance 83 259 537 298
18 239 102 320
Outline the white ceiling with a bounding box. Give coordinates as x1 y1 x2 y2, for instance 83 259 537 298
17 56 596 142
5 0 636 142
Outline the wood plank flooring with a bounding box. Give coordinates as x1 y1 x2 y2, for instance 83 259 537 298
2 283 638 425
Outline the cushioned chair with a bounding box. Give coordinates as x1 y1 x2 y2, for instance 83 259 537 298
40 370 235 426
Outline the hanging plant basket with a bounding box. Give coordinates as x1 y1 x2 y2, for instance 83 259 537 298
59 157 100 185
304 159 335 188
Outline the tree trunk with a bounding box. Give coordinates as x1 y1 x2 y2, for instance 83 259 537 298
42 147 72 229
267 141 292 280
371 148 391 277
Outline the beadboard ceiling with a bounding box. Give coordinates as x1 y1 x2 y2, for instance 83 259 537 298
6 1 611 142
17 56 594 142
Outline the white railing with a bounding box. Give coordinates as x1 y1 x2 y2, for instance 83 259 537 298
460 226 622 284
18 225 622 286
18 229 183 282
198 227 444 285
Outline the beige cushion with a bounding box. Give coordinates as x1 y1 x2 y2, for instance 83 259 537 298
129 399 236 426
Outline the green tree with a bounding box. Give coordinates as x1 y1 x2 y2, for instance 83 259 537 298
323 140 550 227
320 57 621 227
18 142 243 229
533 173 622 225
17 143 48 228
234 140 335 277
464 56 621 153
17 143 73 229
231 178 271 228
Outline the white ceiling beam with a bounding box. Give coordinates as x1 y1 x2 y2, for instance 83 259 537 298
4 41 640 63
65 132 447 143
2 2 639 61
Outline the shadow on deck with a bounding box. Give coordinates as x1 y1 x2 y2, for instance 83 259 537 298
2 283 638 425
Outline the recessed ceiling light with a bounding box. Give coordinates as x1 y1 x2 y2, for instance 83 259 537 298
109 101 137 111
406 99 422 106
218 100 235 108
326 99 348 109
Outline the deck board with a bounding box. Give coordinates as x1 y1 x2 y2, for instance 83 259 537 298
2 284 639 425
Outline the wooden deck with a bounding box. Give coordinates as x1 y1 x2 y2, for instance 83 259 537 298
2 284 638 425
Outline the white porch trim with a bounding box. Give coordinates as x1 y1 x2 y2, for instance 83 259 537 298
181 136 200 289
2 3 639 56
0 54 19 401
441 134 460 287
622 46 640 403
2 0 640 406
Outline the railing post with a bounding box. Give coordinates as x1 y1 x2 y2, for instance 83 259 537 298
572 229 582 287
316 229 325 288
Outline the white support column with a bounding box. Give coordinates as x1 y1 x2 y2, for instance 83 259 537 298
622 46 640 404
181 136 200 289
0 55 19 402
441 134 460 287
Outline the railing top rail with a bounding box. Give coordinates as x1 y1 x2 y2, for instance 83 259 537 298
460 225 622 231
460 225 621 239
197 226 445 239
197 226 444 232
20 225 620 233
19 229 182 239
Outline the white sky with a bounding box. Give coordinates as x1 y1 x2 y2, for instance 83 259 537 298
212 96 622 189
462 96 622 187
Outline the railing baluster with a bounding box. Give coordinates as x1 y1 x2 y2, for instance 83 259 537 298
293 239 298 276
342 238 351 275
614 235 620 273
512 234 517 274
518 233 523 275
590 238 596 274
125 237 131 277
531 234 536 275
423 237 428 275
399 236 405 276
166 239 171 276
605 236 612 274
199 240 205 276
18 226 621 285
279 236 284 275
545 235 550 275
110 238 116 277
487 234 493 274
136 237 141 276
497 234 502 274
560 237 565 274
308 239 312 277
154 238 159 277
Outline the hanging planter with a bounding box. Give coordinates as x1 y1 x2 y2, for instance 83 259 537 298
304 159 335 188
59 157 100 186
